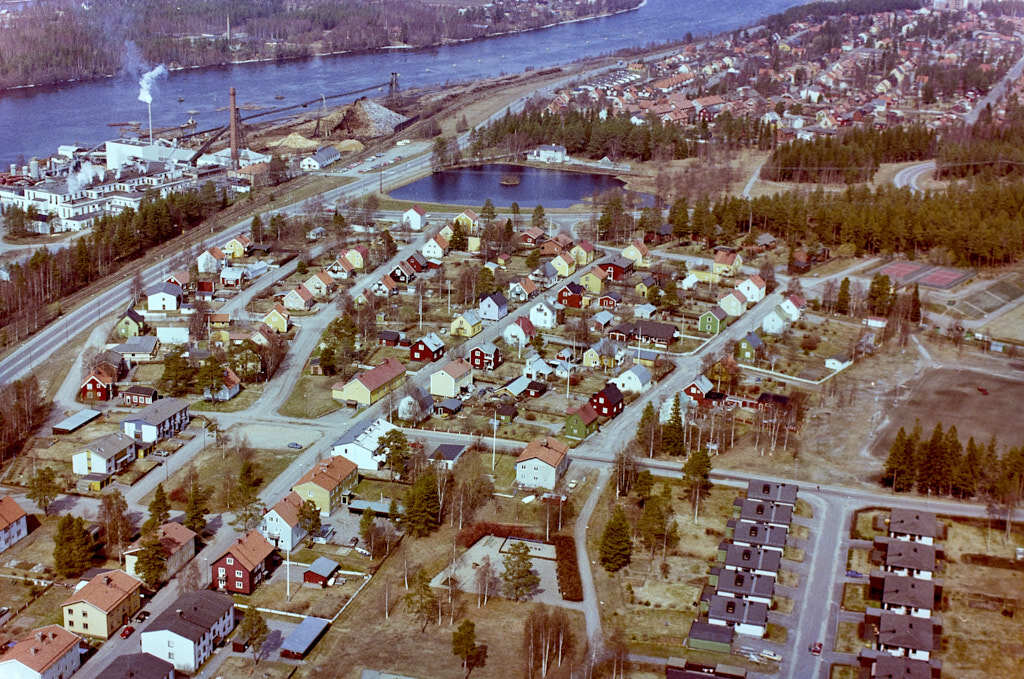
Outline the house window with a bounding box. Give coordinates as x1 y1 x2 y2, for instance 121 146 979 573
82 623 88 630
226 557 234 565
218 567 226 576
67 609 73 616
168 651 174 660
235 570 243 578
235 580 243 589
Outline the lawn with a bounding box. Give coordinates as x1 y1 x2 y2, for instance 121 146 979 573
782 546 805 563
216 657 296 679
353 478 409 504
237 577 363 619
846 548 871 575
131 363 164 385
840 583 878 613
1 585 68 638
776 569 799 588
140 442 303 513
829 664 859 679
850 508 886 540
291 545 374 574
834 621 869 654
190 385 264 413
794 498 814 519
279 375 342 418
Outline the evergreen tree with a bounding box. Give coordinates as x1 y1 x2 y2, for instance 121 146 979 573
452 619 478 676
943 425 963 496
836 277 851 315
669 197 690 238
382 231 398 259
450 221 468 251
635 402 659 456
525 248 540 270
599 505 632 572
359 509 377 556
388 498 402 527
883 427 916 492
638 496 667 559
480 199 496 225
634 470 654 501
184 475 208 535
476 267 496 297
956 436 982 499
683 447 712 520
405 471 441 537
662 394 685 456
146 482 170 532
135 524 166 587
501 541 540 601
196 358 224 400
380 429 410 480
53 515 94 578
917 423 947 495
531 205 546 230
910 283 921 323
405 569 437 632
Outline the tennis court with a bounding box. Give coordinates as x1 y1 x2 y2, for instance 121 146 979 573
875 261 973 289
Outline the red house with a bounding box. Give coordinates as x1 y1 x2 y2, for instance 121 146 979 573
589 382 624 418
410 333 446 362
80 364 118 401
121 385 158 407
557 282 586 309
406 251 428 273
683 376 713 404
196 280 216 301
597 291 622 309
519 227 545 245
599 256 634 282
212 530 275 595
470 342 503 371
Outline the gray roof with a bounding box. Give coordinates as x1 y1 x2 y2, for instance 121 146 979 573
331 416 376 448
743 332 763 349
721 543 782 574
713 567 775 599
738 498 793 526
878 612 934 652
884 541 936 572
747 480 799 505
432 443 466 462
502 375 531 396
475 341 499 355
707 594 768 626
417 332 445 352
732 519 788 549
114 335 159 354
122 397 189 426
280 616 330 655
438 398 463 412
307 556 339 579
81 433 135 460
687 620 734 645
120 307 144 324
53 408 101 433
460 309 481 325
100 652 175 679
882 574 935 611
312 145 341 167
889 508 939 539
147 281 182 298
626 364 652 385
144 591 234 642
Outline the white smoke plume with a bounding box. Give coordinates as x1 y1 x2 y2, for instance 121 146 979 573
66 162 105 193
137 64 168 105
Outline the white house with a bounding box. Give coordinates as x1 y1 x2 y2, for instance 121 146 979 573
72 433 137 476
707 595 768 638
123 522 196 582
502 316 536 350
762 309 787 335
283 285 315 311
429 359 473 399
196 247 225 274
612 364 652 394
155 325 190 345
0 625 81 679
478 292 509 321
528 144 568 163
515 437 570 490
0 496 29 552
523 353 554 381
397 386 434 423
529 300 558 330
403 205 427 231
202 368 241 403
736 275 767 303
778 295 805 322
421 233 448 259
140 591 235 673
300 145 341 171
679 273 699 291
259 492 307 552
825 353 853 371
331 417 399 471
120 398 190 444
147 282 182 312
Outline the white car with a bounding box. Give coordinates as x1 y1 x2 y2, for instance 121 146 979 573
760 650 782 662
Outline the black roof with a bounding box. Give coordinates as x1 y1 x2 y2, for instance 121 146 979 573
121 307 145 324
598 382 624 405
433 443 466 461
100 653 175 679
378 330 400 341
144 591 234 642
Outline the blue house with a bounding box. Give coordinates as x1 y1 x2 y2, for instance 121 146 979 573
479 291 509 321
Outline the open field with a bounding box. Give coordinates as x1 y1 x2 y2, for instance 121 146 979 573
983 298 1024 343
279 374 342 418
834 621 869 654
870 366 1024 459
238 576 363 619
840 583 878 613
216 657 296 679
190 384 264 413
0 585 69 639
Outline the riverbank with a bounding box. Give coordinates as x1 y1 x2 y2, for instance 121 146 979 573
0 1 644 95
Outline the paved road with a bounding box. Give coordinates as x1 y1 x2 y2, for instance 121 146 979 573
892 160 934 194
964 50 1024 125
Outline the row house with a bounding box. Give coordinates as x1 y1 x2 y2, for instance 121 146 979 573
120 398 190 444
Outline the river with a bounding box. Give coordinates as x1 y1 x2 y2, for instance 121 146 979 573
0 0 801 167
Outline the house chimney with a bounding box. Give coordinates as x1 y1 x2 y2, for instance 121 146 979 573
176 609 183 617
104 576 112 586
30 647 39 655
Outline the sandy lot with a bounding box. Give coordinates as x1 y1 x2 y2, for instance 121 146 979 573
870 366 1024 458
227 423 324 449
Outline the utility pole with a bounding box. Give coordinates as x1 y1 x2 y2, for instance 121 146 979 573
286 548 291 600
492 409 497 471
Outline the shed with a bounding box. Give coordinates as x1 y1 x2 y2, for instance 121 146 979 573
279 616 330 659
685 620 734 653
303 557 340 588
437 398 463 417
348 499 398 516
53 409 101 434
431 443 466 469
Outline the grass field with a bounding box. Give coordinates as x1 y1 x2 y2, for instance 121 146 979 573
190 385 264 413
1 585 68 638
846 548 871 575
983 297 1024 343
840 583 878 613
216 657 295 679
237 577 363 619
871 366 1024 459
834 621 869 654
279 375 342 418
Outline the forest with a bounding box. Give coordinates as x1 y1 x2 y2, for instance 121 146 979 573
0 0 640 90
937 100 1024 179
760 125 936 183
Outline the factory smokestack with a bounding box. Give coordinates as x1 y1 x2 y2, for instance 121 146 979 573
229 87 239 170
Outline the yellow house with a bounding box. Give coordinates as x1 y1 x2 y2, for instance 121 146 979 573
332 357 407 404
621 240 651 267
221 233 251 259
62 570 142 640
344 245 369 270
712 250 743 278
114 309 145 338
551 252 577 278
692 269 720 285
291 456 358 516
570 240 596 266
263 304 290 333
209 329 231 347
450 310 483 337
454 209 481 233
467 236 481 253
438 224 454 241
582 338 620 369
580 267 607 295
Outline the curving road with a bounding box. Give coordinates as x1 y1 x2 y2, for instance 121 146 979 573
892 160 934 194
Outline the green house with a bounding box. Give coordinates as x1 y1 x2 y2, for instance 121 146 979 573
684 621 733 654
735 331 764 361
496 404 518 423
114 308 146 338
563 404 599 440
699 307 727 335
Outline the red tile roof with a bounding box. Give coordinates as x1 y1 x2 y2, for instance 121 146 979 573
63 570 141 613
222 530 275 572
357 357 406 392
294 457 357 493
516 437 569 468
0 625 79 673
0 496 27 531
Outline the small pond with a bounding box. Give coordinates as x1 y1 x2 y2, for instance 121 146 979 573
389 163 639 208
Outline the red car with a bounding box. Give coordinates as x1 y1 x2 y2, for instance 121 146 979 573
977 386 989 395
809 642 823 656
120 625 135 639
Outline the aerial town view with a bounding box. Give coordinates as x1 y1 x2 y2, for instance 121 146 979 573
0 0 1023 678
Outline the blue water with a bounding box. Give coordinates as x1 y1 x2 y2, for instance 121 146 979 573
0 0 802 166
390 163 633 208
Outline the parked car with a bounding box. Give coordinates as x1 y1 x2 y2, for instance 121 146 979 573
760 649 782 661
288 442 302 450
845 570 865 578
977 386 989 395
809 642 823 656
134 610 150 623
120 626 135 639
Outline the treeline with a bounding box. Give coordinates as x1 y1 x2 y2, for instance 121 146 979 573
761 125 936 183
469 109 696 162
0 0 640 89
917 59 1005 102
937 104 1024 179
691 182 1024 266
883 422 1024 510
0 376 49 464
764 0 924 33
0 184 221 345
